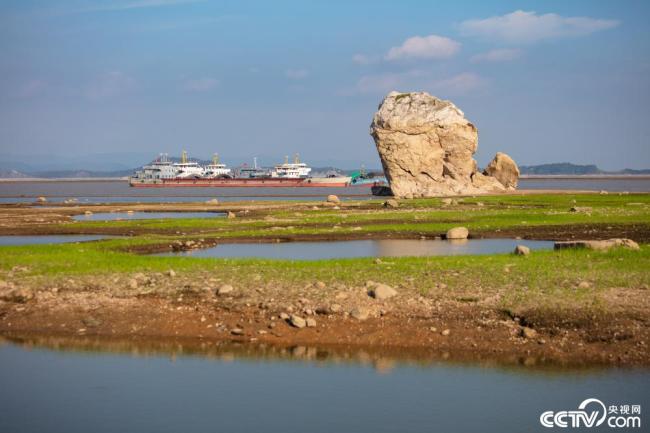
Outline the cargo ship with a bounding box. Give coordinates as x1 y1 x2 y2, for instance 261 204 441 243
128 152 375 188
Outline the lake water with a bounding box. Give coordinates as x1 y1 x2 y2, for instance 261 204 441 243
72 211 224 221
0 235 110 246
0 339 647 433
160 239 554 260
0 178 648 204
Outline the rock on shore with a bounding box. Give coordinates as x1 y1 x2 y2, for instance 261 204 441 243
370 91 519 198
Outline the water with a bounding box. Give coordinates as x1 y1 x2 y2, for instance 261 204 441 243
0 235 110 246
160 239 554 260
72 211 224 221
0 180 372 204
1 178 648 204
0 340 647 433
518 177 650 192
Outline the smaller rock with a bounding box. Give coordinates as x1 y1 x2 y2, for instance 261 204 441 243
570 206 592 213
289 315 306 328
279 312 290 320
0 288 34 303
514 245 530 256
227 211 236 219
37 196 47 203
369 283 397 300
483 152 519 189
350 307 370 321
520 327 537 339
441 329 450 336
383 199 399 208
441 198 453 206
231 328 244 336
306 318 317 328
329 303 342 313
128 279 138 289
577 281 591 289
315 281 326 289
217 284 234 295
327 195 341 204
599 190 608 195
446 227 469 240
206 198 219 204
166 269 176 278
82 317 102 328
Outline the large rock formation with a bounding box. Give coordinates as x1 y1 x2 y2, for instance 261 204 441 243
370 91 518 198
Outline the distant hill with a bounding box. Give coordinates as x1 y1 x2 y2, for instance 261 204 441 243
520 163 650 176
519 163 601 175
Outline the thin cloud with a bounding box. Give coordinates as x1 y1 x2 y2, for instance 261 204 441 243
77 0 205 13
85 71 134 100
183 77 219 92
356 70 482 95
285 69 309 80
17 80 47 98
460 10 620 44
385 34 461 61
352 54 372 65
470 48 523 63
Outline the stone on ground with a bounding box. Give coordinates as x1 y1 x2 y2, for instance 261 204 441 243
217 284 234 295
514 245 530 256
384 199 399 208
554 238 640 251
327 195 341 204
446 227 469 240
289 315 307 328
369 283 397 300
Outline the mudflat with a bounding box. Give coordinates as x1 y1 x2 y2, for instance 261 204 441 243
0 192 649 366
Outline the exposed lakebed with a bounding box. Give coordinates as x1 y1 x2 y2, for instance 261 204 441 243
0 235 111 246
0 338 647 433
73 211 225 221
159 238 554 260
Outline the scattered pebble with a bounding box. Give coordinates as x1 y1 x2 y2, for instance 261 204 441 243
217 284 234 295
289 315 306 328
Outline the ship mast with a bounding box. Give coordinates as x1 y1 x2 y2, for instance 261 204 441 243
181 150 188 164
294 153 300 164
212 153 219 165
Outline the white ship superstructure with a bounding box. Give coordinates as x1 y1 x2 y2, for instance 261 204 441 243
203 153 232 178
131 153 177 181
172 150 204 179
271 154 312 179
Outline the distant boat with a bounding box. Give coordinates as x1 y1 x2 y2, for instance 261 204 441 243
129 151 360 187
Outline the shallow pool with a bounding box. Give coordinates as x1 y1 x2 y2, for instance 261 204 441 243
73 211 225 221
160 238 554 260
0 338 647 433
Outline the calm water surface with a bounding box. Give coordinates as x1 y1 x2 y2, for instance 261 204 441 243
0 341 647 433
0 178 648 204
72 211 224 221
161 239 554 260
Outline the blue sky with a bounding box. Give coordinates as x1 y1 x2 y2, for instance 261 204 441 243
1 0 649 169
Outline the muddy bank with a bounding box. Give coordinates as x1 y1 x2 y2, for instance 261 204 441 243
1 287 648 368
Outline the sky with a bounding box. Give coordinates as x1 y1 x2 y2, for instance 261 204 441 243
0 0 649 170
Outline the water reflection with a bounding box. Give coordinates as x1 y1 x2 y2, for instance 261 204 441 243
160 239 555 260
1 333 648 433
